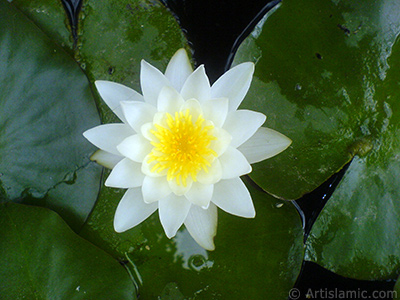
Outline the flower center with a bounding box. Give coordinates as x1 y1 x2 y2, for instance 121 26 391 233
148 109 217 186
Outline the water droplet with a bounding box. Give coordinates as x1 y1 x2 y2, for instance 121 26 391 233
63 171 77 185
188 254 207 271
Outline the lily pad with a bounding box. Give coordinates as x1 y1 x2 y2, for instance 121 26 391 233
79 177 304 299
77 0 190 122
9 0 75 53
233 0 400 200
0 202 136 299
231 0 400 281
305 132 400 278
0 0 101 230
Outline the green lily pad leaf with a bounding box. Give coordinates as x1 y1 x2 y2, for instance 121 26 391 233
77 0 190 122
233 0 400 200
278 1 400 280
0 202 136 299
79 177 304 299
9 0 75 53
305 137 400 278
0 0 101 230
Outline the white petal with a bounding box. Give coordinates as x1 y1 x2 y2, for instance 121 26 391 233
219 147 251 179
141 122 157 142
152 111 167 127
121 101 157 132
223 110 266 148
142 176 171 203
202 98 229 128
211 62 254 111
184 203 217 251
197 159 222 185
209 127 232 156
164 48 193 92
117 134 152 163
168 178 193 196
159 194 191 238
212 178 255 218
114 188 158 233
157 86 185 114
83 124 134 155
140 60 171 106
90 150 123 169
105 158 144 188
180 65 211 102
95 80 144 123
238 127 292 164
180 98 203 120
185 182 214 208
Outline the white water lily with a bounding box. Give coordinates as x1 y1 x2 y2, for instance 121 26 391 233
83 48 291 250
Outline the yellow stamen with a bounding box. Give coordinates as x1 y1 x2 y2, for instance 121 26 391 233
148 109 217 186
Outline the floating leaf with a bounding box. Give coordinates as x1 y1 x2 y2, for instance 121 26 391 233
0 202 136 299
233 0 400 201
0 0 101 229
9 0 75 53
305 151 400 280
302 1 400 281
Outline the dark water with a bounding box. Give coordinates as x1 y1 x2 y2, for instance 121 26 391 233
61 0 396 298
60 0 81 46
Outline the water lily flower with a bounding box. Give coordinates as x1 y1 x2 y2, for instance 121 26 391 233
83 48 291 250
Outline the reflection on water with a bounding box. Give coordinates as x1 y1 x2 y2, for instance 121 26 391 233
173 228 214 271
